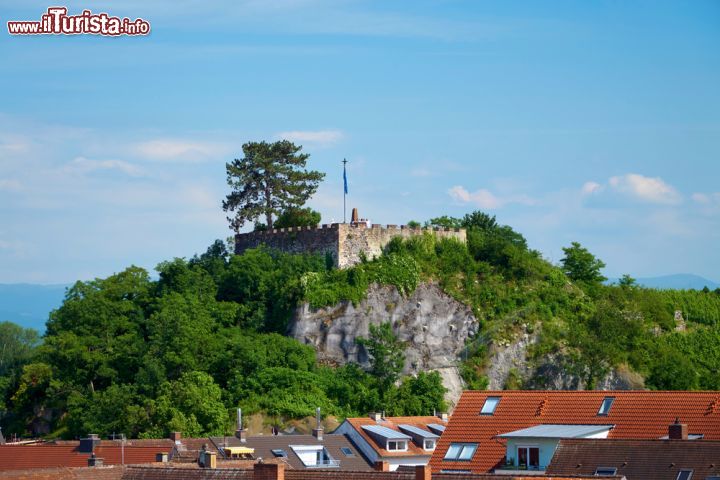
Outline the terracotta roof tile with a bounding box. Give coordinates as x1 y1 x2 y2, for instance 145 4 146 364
430 390 720 473
346 417 447 458
0 445 165 471
546 438 720 479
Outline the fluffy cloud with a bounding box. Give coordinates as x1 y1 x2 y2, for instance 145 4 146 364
274 129 344 147
448 185 534 209
692 192 720 205
133 139 230 162
63 157 144 177
608 173 681 205
0 179 22 191
581 181 603 195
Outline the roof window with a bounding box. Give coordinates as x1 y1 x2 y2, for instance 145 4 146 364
443 443 478 461
271 449 287 457
340 447 355 457
676 470 693 480
595 467 618 476
597 396 614 416
480 396 501 415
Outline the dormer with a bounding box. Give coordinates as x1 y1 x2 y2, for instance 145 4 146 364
361 425 411 452
398 424 440 451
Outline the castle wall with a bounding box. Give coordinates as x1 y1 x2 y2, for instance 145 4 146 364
234 224 341 265
234 224 466 268
336 224 466 267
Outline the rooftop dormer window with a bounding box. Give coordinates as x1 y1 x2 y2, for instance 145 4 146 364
387 440 408 451
598 397 614 416
480 396 501 415
424 439 436 451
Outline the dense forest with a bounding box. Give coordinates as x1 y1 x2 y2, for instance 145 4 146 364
1 211 719 439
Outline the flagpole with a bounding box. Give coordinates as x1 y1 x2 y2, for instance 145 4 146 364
342 159 348 223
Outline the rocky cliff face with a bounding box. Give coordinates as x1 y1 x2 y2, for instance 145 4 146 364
289 282 478 406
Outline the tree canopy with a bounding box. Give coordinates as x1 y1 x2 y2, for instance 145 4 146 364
223 140 325 231
560 241 607 286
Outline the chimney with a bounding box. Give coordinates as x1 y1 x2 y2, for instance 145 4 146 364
375 461 390 472
369 412 382 423
255 462 285 480
87 452 104 467
79 434 100 454
437 412 448 422
415 465 432 480
170 431 182 442
235 408 247 443
669 418 689 440
312 407 324 441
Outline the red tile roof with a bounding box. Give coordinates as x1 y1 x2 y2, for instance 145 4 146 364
430 390 720 473
345 417 447 458
546 438 720 479
0 445 164 471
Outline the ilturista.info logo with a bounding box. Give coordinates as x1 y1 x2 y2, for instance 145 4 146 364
7 7 150 36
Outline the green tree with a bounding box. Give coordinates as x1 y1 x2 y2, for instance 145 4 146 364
0 322 39 377
560 242 607 285
618 274 637 288
357 323 405 393
223 140 325 231
386 371 447 416
274 207 321 229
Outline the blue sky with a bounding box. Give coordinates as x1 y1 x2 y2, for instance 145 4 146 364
1 0 718 284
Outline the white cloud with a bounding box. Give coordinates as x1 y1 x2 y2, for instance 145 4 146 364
133 139 230 162
692 192 720 205
608 173 682 205
0 179 22 191
274 129 344 147
64 157 144 177
581 181 603 195
448 185 535 209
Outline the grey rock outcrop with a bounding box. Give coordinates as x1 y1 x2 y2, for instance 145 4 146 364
289 283 478 406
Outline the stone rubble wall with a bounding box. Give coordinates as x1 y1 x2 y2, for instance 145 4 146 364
234 224 466 268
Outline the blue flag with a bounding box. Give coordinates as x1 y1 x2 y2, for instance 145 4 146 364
343 162 348 194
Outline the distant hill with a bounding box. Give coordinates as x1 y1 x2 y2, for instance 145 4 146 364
0 283 69 333
607 274 719 290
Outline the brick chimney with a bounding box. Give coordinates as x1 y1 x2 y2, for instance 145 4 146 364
669 418 688 440
169 431 182 442
415 465 431 480
375 461 390 471
255 462 285 480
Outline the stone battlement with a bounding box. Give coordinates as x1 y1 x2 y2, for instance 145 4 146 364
234 223 466 268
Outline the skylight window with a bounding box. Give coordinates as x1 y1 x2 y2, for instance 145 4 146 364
480 396 501 415
443 443 478 461
271 449 287 458
595 467 618 476
676 470 693 480
340 447 355 457
597 397 614 416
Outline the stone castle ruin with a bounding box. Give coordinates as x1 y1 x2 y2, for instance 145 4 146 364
234 210 467 268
